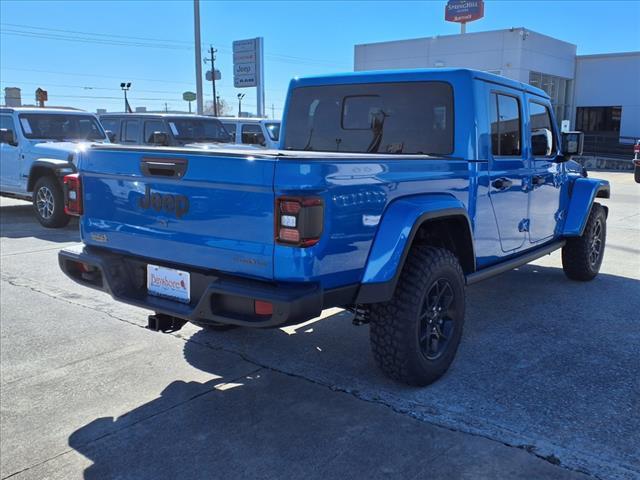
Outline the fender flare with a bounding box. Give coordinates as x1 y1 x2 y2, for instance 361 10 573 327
356 194 474 304
27 158 76 192
563 177 610 237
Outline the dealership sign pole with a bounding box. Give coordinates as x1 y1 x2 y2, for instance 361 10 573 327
445 0 484 34
233 37 265 117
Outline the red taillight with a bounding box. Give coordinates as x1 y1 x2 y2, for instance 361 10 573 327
64 173 82 215
254 300 273 316
276 197 323 247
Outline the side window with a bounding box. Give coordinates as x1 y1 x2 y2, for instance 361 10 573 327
100 118 120 140
222 123 236 141
490 93 522 156
529 101 556 156
241 124 265 145
122 120 140 143
144 120 166 143
1 115 16 131
0 115 17 145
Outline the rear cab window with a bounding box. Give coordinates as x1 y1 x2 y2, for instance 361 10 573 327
283 81 453 155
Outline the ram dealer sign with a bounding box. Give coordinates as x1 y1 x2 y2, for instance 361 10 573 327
445 0 484 23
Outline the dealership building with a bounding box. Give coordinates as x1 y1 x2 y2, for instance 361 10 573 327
354 28 640 141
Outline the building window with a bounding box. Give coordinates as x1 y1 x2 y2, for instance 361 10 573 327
529 71 572 125
575 106 622 135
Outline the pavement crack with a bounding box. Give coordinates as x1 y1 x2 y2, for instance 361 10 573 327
0 274 619 479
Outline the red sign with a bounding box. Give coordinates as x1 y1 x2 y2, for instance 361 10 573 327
445 0 484 23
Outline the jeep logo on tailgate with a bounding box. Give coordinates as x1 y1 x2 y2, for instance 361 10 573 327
138 186 189 218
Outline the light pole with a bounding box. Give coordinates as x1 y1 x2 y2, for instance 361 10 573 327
237 93 245 117
120 82 131 112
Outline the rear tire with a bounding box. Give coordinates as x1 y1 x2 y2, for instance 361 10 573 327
32 176 70 228
369 246 466 386
562 202 606 281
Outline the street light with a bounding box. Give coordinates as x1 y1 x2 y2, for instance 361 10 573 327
120 82 131 113
237 93 245 118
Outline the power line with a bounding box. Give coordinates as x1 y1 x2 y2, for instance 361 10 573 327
0 22 351 68
0 67 288 96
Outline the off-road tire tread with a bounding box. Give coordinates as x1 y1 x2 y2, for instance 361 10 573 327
369 246 465 386
561 202 606 281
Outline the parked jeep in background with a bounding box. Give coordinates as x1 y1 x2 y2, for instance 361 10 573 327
0 107 109 227
98 113 234 148
59 69 609 386
217 117 281 149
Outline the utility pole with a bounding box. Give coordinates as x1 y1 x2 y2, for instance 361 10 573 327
193 0 204 115
165 102 168 113
204 45 218 116
271 103 275 119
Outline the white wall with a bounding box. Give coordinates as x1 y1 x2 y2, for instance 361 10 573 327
354 28 576 84
574 53 640 138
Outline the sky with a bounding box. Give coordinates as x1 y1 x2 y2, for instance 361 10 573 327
1 0 639 117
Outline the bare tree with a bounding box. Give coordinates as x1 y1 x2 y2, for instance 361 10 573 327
204 98 230 117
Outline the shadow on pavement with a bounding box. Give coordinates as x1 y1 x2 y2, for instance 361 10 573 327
67 263 640 479
0 203 79 242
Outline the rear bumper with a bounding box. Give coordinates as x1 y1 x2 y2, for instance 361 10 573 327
58 245 338 327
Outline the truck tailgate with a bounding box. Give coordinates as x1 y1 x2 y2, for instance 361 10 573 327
80 148 275 280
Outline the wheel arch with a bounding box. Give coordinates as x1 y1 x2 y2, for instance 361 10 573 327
563 177 610 237
27 158 75 192
356 194 475 304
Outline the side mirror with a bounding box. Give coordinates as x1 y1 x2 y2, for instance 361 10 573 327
561 131 584 157
531 128 553 156
104 130 116 143
150 131 169 146
0 128 17 146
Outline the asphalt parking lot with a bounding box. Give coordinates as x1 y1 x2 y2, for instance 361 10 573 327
1 171 638 480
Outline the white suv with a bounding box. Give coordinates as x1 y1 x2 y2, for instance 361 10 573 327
217 118 280 149
0 107 109 227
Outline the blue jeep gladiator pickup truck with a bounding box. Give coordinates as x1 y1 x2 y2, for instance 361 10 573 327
59 69 609 386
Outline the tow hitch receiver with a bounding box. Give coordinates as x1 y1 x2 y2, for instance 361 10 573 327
147 314 187 333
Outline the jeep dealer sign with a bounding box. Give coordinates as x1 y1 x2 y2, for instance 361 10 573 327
445 0 484 23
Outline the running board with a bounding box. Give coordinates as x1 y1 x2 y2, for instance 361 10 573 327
466 240 566 286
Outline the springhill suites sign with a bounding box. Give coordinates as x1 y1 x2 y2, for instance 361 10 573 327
445 0 484 23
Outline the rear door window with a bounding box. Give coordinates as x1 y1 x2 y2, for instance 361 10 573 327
490 93 522 156
241 124 265 145
284 81 453 155
100 118 120 140
122 120 140 144
143 120 167 144
222 123 236 141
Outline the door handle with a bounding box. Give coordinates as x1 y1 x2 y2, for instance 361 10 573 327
532 175 545 186
492 178 513 191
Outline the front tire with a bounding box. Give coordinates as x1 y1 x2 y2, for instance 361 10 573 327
562 202 606 281
32 176 70 228
369 246 466 386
